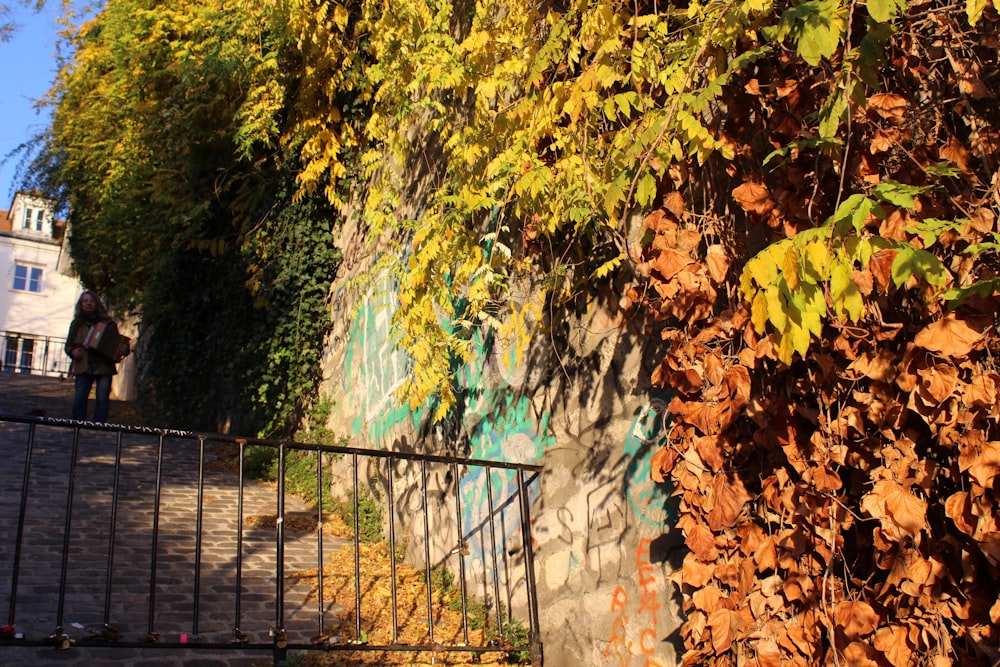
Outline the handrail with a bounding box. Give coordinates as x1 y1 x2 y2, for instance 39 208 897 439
0 414 544 665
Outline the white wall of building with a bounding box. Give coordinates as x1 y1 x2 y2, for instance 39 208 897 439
1 193 84 376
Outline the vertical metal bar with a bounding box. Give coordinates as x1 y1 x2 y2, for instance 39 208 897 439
386 458 399 643
421 459 434 644
146 434 166 636
102 430 125 627
316 449 325 636
352 452 362 640
451 461 469 645
485 468 503 633
7 422 36 626
275 443 287 664
516 468 543 666
54 427 82 636
234 442 246 636
192 437 206 636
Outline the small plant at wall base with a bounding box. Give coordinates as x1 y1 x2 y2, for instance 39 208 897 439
331 489 383 544
241 447 336 512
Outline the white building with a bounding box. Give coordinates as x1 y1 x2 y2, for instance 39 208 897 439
0 191 83 376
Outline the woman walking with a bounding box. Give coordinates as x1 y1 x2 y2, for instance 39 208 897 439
65 291 130 422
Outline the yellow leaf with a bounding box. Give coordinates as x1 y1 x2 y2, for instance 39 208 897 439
751 290 768 331
782 247 801 290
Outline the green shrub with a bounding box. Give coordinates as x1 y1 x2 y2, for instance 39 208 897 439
331 489 383 543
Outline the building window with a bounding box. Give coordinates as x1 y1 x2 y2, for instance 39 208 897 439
20 208 44 231
13 264 43 293
19 339 34 372
3 336 16 372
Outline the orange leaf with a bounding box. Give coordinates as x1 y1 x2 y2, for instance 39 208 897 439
959 436 1000 488
663 191 686 219
848 349 898 382
834 601 878 639
732 182 774 215
964 372 999 413
705 244 730 283
753 638 783 667
650 446 679 483
914 313 988 357
707 473 751 531
863 480 926 538
872 625 913 667
940 136 969 172
867 93 907 123
883 482 927 537
695 435 726 472
869 249 897 291
708 608 739 654
682 552 716 588
915 363 960 405
944 491 976 535
651 248 695 280
842 640 879 666
686 522 719 561
804 463 843 492
870 129 895 153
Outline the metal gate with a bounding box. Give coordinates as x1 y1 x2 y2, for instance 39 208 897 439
0 414 543 665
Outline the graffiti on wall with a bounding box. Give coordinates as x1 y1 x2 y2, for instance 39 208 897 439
605 537 668 667
340 271 423 446
338 270 552 569
624 394 676 528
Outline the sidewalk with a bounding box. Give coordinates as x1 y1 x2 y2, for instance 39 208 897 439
0 374 341 667
0 372 141 425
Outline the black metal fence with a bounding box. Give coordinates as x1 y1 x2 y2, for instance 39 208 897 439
0 332 72 378
0 414 543 665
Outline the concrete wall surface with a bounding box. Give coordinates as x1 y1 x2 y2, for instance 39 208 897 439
319 212 686 667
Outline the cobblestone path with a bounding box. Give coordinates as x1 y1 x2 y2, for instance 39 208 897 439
0 375 345 666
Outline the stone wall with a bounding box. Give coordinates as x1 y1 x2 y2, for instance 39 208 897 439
318 210 685 666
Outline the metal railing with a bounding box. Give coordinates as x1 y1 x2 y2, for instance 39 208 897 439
0 414 543 665
0 332 72 378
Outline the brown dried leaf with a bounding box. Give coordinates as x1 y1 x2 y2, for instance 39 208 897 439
663 191 686 219
834 600 879 638
868 93 907 123
884 482 927 537
686 522 719 561
871 129 896 153
959 434 1000 489
708 608 740 654
873 625 912 667
692 585 724 613
869 249 897 291
705 244 730 283
940 136 969 172
707 473 751 531
913 313 988 357
650 446 679 483
804 463 843 492
651 248 695 281
695 435 726 472
964 372 999 414
848 349 898 382
753 638 783 667
682 552 716 588
863 479 927 538
733 182 774 215
916 363 960 404
643 209 674 234
945 491 975 536
842 640 879 666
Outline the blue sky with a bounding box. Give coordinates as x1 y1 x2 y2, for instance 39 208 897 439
0 2 64 207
